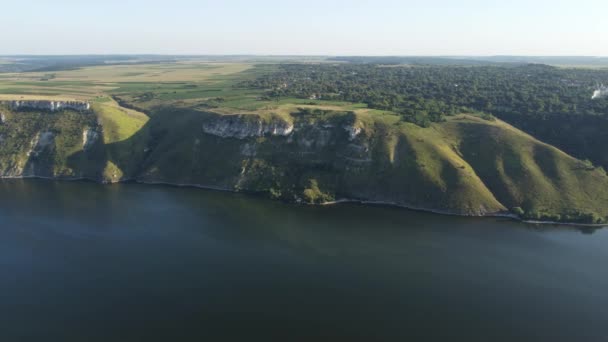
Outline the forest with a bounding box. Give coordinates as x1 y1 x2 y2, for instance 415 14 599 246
243 63 608 167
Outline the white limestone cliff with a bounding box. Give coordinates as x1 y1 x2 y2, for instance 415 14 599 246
6 100 90 112
202 114 294 139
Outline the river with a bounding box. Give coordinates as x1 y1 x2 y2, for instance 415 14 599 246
0 179 607 341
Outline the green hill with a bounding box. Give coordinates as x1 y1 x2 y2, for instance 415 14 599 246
1 100 606 225
443 116 608 223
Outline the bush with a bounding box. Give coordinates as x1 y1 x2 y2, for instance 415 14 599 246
302 179 333 204
512 207 525 216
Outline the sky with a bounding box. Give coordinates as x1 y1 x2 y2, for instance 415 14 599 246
1 0 606 56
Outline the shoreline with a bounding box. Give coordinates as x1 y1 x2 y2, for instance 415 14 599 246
320 198 607 228
1 175 606 228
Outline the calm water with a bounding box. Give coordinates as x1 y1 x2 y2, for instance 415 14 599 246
0 179 607 341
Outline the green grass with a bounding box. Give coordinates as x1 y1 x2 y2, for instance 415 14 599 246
441 115 608 223
89 100 149 180
91 101 148 143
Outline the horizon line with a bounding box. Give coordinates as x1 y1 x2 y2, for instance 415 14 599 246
2 54 608 58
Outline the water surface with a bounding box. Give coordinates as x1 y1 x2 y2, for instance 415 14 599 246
0 179 607 341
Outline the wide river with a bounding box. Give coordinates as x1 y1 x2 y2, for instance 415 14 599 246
0 179 607 341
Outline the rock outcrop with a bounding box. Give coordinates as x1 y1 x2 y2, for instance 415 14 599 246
5 100 90 112
343 124 362 140
202 114 294 139
28 131 55 157
82 128 99 150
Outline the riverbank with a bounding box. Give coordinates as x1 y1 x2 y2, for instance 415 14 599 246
1 175 606 228
320 198 607 228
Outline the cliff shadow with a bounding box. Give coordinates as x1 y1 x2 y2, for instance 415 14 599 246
2 108 108 180
67 106 218 183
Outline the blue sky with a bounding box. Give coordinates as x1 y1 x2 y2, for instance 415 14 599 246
1 0 606 55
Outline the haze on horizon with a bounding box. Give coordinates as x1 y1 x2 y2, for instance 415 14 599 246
1 0 607 56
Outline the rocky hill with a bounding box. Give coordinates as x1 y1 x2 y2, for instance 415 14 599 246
0 101 606 224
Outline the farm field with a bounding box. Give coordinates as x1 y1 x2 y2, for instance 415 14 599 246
0 60 375 117
0 62 259 100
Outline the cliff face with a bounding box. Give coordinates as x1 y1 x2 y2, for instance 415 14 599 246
0 104 607 223
5 100 90 112
0 106 99 178
202 114 294 139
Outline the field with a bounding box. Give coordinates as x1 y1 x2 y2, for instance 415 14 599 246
0 59 397 126
0 60 359 117
0 61 260 99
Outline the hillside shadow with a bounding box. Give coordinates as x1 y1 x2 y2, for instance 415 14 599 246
22 134 58 178
66 105 216 183
15 109 108 180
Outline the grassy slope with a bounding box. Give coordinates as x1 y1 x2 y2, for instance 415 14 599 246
329 112 506 215
90 99 149 181
343 114 608 221
117 105 608 223
441 115 608 222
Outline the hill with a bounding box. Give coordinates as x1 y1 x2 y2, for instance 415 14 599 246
0 100 606 224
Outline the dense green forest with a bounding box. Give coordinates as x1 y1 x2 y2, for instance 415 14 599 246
243 63 608 167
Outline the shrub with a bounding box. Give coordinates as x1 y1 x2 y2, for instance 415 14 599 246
512 207 525 216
